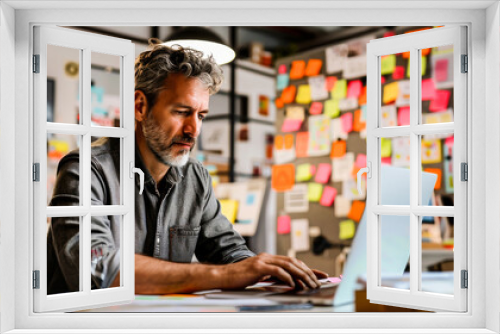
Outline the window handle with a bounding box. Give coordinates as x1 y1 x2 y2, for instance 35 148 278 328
130 162 144 195
356 162 371 195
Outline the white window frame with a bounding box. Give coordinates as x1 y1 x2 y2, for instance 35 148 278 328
1 1 499 333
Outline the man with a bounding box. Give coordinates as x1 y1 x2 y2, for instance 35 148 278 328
47 42 327 295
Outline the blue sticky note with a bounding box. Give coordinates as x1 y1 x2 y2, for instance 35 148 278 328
246 194 255 205
277 74 289 91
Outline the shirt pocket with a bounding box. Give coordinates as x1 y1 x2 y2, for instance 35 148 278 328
169 225 201 263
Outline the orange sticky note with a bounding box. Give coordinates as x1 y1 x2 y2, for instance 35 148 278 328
347 200 366 223
305 59 323 77
289 60 306 80
424 168 442 190
271 164 295 192
281 85 297 104
275 97 284 109
274 135 284 150
330 140 346 158
358 86 367 106
296 132 309 158
353 109 366 132
320 186 337 207
284 134 294 150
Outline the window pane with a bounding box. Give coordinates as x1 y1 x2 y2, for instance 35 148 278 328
380 137 410 205
91 215 122 290
380 51 410 127
47 44 80 124
91 52 121 127
421 216 454 295
90 137 121 205
47 133 81 206
380 215 410 290
47 216 82 294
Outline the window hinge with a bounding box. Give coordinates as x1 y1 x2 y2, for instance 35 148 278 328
461 270 468 289
33 270 40 289
33 163 40 182
33 54 40 73
461 162 468 181
461 54 468 73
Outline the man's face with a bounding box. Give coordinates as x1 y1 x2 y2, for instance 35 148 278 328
141 73 209 167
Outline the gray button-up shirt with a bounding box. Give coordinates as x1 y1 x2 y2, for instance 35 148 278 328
47 137 254 294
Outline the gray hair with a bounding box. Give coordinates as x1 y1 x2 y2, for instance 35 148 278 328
135 39 223 108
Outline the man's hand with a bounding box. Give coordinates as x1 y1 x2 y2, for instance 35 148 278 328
218 253 328 290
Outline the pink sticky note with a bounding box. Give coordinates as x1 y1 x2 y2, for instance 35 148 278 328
422 79 437 101
381 76 386 84
435 58 449 82
309 102 323 115
355 154 367 168
281 119 303 132
393 66 405 80
314 163 332 184
347 80 362 98
398 106 410 126
341 112 353 133
320 186 337 207
278 64 287 74
445 136 454 146
381 157 392 165
429 90 451 112
277 215 291 234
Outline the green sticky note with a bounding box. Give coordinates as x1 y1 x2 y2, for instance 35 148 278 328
308 183 323 202
380 54 396 75
381 138 392 158
332 79 347 100
407 56 427 77
296 163 312 182
339 220 356 240
324 99 340 118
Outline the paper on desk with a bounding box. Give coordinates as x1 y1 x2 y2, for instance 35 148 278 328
134 295 279 307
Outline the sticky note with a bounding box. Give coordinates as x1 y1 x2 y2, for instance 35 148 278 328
308 75 329 101
341 112 353 133
358 86 367 105
353 108 366 132
309 102 323 115
286 106 306 120
421 139 442 164
296 132 309 158
398 106 410 126
291 219 310 252
435 58 449 82
289 60 306 80
219 199 239 224
281 85 297 104
278 64 287 74
347 200 365 223
284 134 294 150
429 90 451 112
381 105 397 127
330 140 346 158
281 119 302 132
308 115 331 156
296 163 313 182
381 157 392 165
381 76 386 84
383 81 399 104
274 97 284 109
276 74 289 91
277 215 291 234
332 79 347 100
347 80 362 98
421 79 436 101
271 164 295 192
274 135 284 150
380 54 396 75
324 99 340 118
314 163 332 184
296 85 312 104
355 154 367 168
334 195 351 217
308 183 323 202
339 220 356 240
392 66 405 80
305 59 323 77
424 168 442 190
320 186 337 207
325 76 337 91
445 136 454 147
381 138 392 158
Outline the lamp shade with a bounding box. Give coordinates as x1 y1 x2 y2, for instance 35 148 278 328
164 27 235 65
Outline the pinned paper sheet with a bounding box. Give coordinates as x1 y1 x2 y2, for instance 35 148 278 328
332 79 347 100
281 85 297 104
320 186 337 207
381 138 392 158
325 76 337 91
324 99 340 118
296 85 312 104
383 81 399 104
398 106 410 126
219 199 239 224
286 106 306 120
392 137 411 168
330 118 348 141
305 59 323 77
381 105 397 127
296 163 313 182
308 75 329 101
334 195 352 217
281 119 302 132
424 168 442 190
338 98 358 111
271 164 295 192
429 90 451 112
291 219 310 252
332 152 354 182
353 108 366 132
347 80 363 98
308 115 331 156
347 200 365 223
295 132 309 158
421 139 442 164
315 163 332 184
276 74 289 91
308 183 323 202
325 44 348 74
339 220 356 240
284 184 309 213
395 80 410 106
421 79 437 101
309 102 323 115
330 140 347 159
380 54 396 75
342 175 365 200
392 66 405 80
343 55 367 79
340 112 353 133
277 215 291 234
289 60 306 80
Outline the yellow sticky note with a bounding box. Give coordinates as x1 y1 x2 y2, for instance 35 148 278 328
381 138 392 158
307 183 323 202
380 54 396 75
407 56 427 77
332 79 347 100
296 85 312 104
296 163 312 182
324 99 340 118
382 81 399 104
219 199 239 223
339 220 356 240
